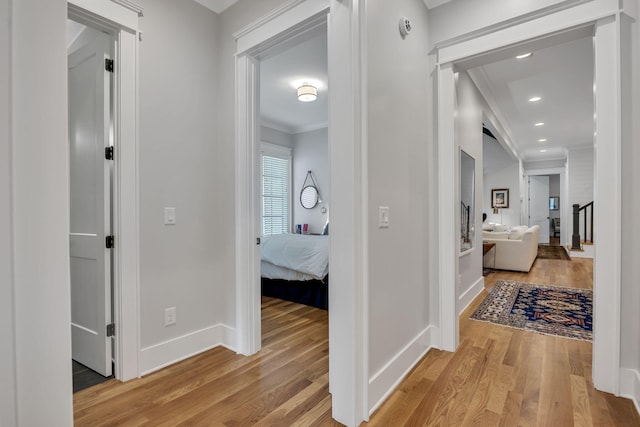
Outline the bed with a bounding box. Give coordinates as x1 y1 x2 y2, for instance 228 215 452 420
261 233 329 310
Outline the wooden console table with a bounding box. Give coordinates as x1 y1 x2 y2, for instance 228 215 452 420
483 242 496 269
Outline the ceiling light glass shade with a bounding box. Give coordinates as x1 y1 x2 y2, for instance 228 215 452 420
516 52 533 59
529 96 542 102
297 84 317 102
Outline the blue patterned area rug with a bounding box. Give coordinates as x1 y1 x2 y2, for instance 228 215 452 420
471 280 593 342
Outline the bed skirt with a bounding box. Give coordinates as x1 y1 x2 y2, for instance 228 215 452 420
261 276 328 310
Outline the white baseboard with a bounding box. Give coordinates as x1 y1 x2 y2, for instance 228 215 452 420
139 323 236 376
458 276 484 315
619 368 640 416
368 325 437 415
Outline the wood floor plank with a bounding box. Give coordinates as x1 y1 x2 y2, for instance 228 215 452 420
73 258 640 426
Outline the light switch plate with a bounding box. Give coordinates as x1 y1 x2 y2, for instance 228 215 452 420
165 306 176 326
164 207 176 225
378 206 390 228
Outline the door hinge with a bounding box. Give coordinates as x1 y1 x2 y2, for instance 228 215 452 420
256 237 261 245
105 58 114 73
106 235 115 249
105 146 114 160
106 323 115 337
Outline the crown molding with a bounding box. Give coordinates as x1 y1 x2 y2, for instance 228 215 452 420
111 0 143 16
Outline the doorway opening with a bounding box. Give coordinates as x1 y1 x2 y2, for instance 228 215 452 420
257 25 330 348
441 15 623 393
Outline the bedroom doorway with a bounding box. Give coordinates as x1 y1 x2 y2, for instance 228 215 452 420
258 24 329 312
234 1 369 423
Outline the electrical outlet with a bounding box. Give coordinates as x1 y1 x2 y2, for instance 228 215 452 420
165 306 176 326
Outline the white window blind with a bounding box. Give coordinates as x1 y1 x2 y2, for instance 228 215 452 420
262 147 291 236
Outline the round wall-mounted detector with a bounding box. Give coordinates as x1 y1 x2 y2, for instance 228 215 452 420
399 17 412 38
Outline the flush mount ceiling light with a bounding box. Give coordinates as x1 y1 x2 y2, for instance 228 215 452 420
538 138 547 142
535 122 545 127
297 84 317 102
529 96 542 102
540 149 548 153
516 52 533 59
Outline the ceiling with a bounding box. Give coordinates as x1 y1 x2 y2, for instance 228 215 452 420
468 36 594 162
260 31 328 134
192 0 238 14
192 0 452 15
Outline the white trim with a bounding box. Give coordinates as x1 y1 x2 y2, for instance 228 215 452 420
368 325 437 416
437 62 459 352
139 324 236 376
436 0 617 63
110 0 143 16
260 141 292 157
592 15 621 394
68 0 141 382
235 54 262 356
68 0 141 32
458 277 484 315
435 1 626 396
234 0 329 56
619 368 640 416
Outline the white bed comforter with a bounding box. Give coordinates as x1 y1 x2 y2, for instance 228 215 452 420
261 234 329 280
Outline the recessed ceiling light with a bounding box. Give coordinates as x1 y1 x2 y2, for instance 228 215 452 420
535 122 545 127
538 138 547 142
540 149 548 153
529 96 542 102
516 52 533 59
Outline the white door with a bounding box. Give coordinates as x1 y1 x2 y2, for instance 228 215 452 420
529 175 550 244
69 33 113 377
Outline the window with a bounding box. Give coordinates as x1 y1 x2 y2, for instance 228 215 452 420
261 143 291 236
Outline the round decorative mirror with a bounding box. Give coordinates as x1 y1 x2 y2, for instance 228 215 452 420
300 185 319 209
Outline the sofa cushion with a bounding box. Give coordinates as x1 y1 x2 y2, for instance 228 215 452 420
483 231 509 240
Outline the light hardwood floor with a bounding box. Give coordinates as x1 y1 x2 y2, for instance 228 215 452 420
74 257 640 426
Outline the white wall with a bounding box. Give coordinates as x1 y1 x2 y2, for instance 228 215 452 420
0 0 17 424
218 0 292 331
483 134 521 226
428 0 577 47
137 0 226 352
10 0 74 424
293 127 329 233
366 0 433 410
567 146 594 239
261 125 294 148
455 72 484 313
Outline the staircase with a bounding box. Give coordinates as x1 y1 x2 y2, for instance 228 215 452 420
569 202 594 258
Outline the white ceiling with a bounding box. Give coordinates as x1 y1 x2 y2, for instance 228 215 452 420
469 36 594 162
260 32 328 134
192 0 238 14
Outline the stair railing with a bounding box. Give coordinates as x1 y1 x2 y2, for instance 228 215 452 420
571 201 594 250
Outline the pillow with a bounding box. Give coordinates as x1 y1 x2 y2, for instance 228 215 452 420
494 224 509 232
482 223 494 231
508 229 525 240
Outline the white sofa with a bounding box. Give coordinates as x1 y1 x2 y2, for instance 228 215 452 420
482 225 540 272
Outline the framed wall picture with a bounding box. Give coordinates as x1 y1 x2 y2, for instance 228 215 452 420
491 189 509 208
549 196 559 210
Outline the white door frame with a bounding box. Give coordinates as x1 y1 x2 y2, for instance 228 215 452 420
436 0 625 395
234 0 368 425
523 167 568 246
68 0 141 382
